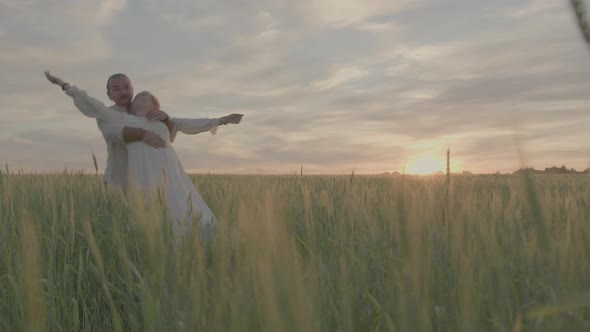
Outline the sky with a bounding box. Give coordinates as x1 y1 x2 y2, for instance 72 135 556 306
1 0 590 174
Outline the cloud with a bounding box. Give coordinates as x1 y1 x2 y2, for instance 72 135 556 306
0 0 34 9
299 0 421 28
0 124 108 172
0 38 110 65
63 0 127 26
356 20 399 33
3 0 590 174
0 0 128 68
311 66 368 90
139 0 590 172
509 0 566 18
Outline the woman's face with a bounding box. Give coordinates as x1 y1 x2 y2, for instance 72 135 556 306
132 91 157 114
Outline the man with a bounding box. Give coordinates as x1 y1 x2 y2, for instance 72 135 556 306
45 71 243 189
98 73 166 188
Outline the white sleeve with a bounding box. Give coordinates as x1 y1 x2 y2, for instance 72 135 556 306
64 85 119 122
168 117 220 142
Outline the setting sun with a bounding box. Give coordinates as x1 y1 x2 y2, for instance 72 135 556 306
406 154 445 175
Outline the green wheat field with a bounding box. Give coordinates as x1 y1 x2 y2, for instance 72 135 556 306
1 170 589 331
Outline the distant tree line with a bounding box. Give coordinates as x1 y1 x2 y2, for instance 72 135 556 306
379 166 590 176
512 165 590 175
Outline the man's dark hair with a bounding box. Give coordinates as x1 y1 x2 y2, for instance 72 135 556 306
106 73 130 92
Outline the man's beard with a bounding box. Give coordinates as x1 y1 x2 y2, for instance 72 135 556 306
116 96 131 103
115 97 132 112
118 96 131 103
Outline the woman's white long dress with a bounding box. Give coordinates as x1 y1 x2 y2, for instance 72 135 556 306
65 86 217 235
125 115 216 234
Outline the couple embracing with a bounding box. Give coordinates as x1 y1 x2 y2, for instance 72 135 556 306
45 71 243 237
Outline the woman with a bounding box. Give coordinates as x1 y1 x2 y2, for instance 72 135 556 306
45 71 243 236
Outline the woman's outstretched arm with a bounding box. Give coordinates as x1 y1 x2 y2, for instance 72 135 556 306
168 114 244 142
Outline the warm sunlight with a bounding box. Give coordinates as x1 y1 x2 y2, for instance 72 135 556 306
406 154 445 175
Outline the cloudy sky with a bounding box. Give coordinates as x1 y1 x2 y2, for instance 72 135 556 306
1 0 589 174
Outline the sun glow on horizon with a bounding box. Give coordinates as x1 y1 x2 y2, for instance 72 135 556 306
406 154 446 175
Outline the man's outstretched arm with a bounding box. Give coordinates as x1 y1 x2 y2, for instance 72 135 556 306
46 70 167 149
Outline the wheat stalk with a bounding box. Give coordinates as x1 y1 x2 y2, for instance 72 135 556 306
571 0 590 49
91 153 98 174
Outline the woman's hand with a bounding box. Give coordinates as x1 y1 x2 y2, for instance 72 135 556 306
220 113 244 125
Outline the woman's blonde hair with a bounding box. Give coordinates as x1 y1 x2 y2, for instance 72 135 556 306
149 92 160 110
138 91 160 109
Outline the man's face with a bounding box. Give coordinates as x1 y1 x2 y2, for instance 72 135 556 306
107 76 134 107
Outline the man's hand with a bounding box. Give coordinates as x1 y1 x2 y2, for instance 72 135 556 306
145 110 174 133
141 130 166 148
220 113 244 125
145 109 170 121
44 70 67 88
124 127 166 148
